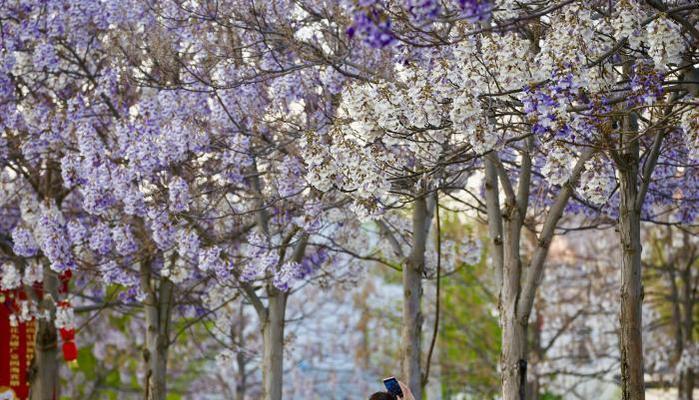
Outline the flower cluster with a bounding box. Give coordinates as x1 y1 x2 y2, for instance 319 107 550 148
450 93 497 154
112 225 138 256
347 1 395 48
34 205 75 272
168 176 191 213
579 157 615 205
629 62 665 106
535 5 606 78
99 261 139 287
540 145 577 186
176 229 201 264
611 1 645 51
455 0 492 23
277 156 306 198
1 263 21 291
89 222 113 255
646 16 685 70
12 226 39 257
199 246 230 280
406 0 441 23
239 232 280 282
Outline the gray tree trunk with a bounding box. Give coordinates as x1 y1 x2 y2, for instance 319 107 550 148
261 288 287 400
618 113 645 400
234 305 247 400
30 265 59 400
500 212 527 400
141 261 174 400
484 159 504 294
401 196 435 400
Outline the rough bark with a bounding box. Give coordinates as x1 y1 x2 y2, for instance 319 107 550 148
141 261 174 400
618 113 645 400
261 288 287 400
402 196 431 400
30 265 59 400
500 210 527 400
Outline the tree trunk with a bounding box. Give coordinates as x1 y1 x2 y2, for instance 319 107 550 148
618 119 645 400
500 213 527 400
678 248 695 400
678 370 694 400
501 313 528 400
234 305 247 400
401 196 434 400
261 288 286 400
484 158 504 294
30 265 59 400
236 349 247 400
142 261 174 400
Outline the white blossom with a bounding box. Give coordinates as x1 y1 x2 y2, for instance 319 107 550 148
646 16 685 69
1 263 21 290
681 106 699 161
542 145 576 186
611 1 646 50
579 157 616 205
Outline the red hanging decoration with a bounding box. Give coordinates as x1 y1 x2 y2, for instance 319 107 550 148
56 301 78 367
61 341 78 366
58 270 72 295
59 328 74 342
0 289 36 400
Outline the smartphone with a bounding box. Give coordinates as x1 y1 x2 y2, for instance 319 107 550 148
383 376 403 398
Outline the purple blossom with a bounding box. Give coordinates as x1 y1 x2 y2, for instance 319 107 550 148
406 0 441 23
629 63 665 106
168 175 191 213
347 3 395 48
112 225 138 256
177 229 200 263
199 246 231 279
11 226 38 257
273 262 301 291
149 211 175 250
100 261 138 287
240 251 278 282
89 222 113 255
67 220 88 244
221 135 253 184
60 153 85 188
199 246 222 272
35 207 74 272
32 42 59 71
455 0 492 23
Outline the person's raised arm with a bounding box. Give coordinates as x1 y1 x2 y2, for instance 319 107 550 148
397 381 415 400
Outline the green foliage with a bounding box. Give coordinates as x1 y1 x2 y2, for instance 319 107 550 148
437 212 501 399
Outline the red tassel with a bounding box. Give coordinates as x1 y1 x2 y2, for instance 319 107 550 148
59 328 75 341
62 340 78 364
